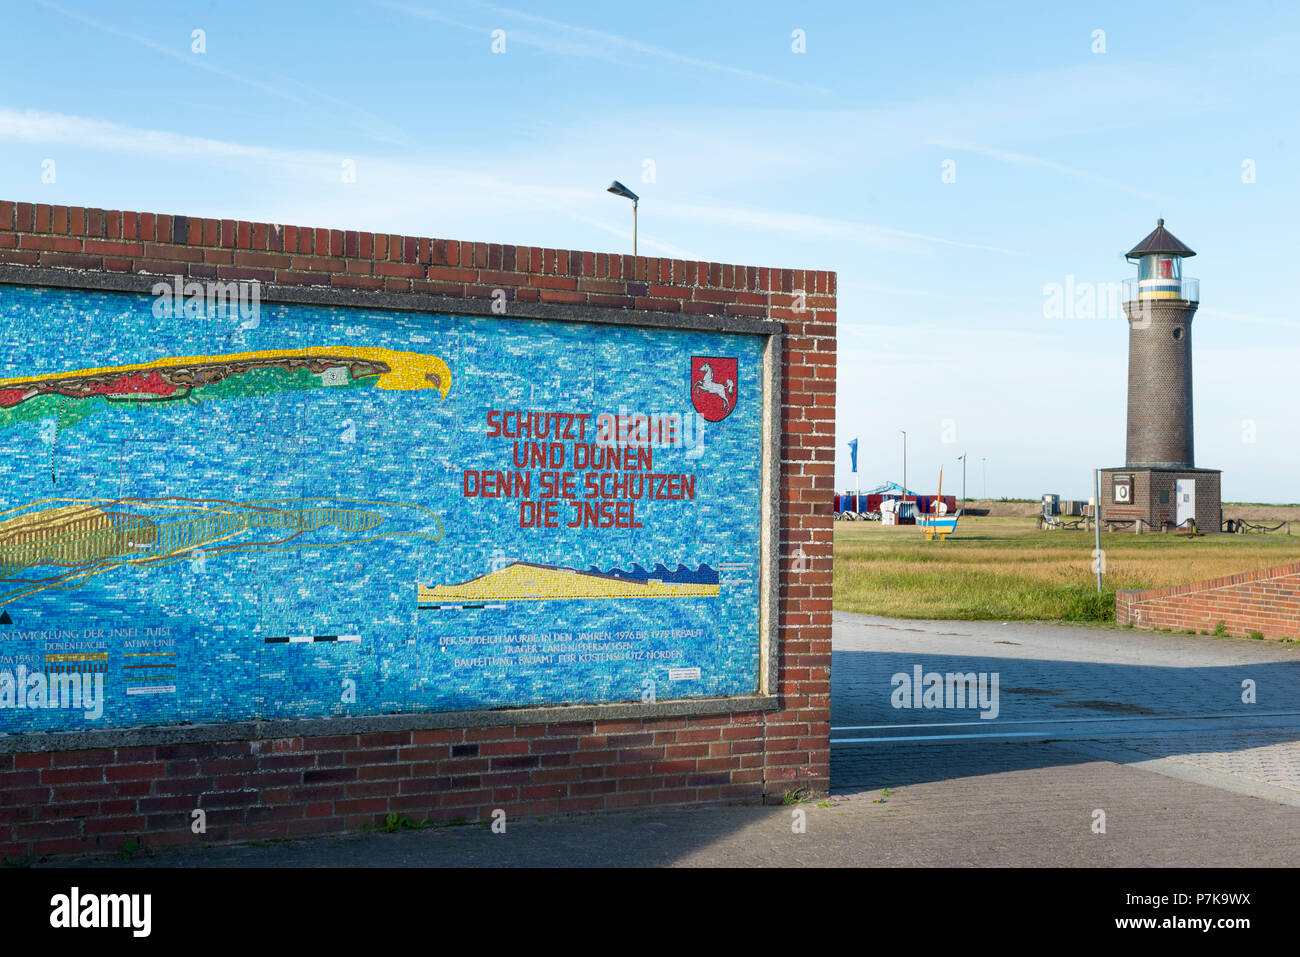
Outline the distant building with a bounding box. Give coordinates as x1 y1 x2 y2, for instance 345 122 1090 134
834 482 955 523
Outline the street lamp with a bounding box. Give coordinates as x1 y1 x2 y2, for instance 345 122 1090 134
606 180 639 256
898 430 907 499
981 457 987 500
957 452 967 514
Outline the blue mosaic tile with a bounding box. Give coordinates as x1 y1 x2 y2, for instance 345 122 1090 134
0 285 764 731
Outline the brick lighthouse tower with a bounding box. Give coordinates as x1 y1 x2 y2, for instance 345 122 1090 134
1101 220 1221 532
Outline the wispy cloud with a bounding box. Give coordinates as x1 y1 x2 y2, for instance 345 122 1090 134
930 137 1175 205
374 1 617 60
839 280 1036 315
33 0 412 147
660 201 1020 255
0 106 704 257
378 0 830 93
0 106 322 166
0 106 1011 260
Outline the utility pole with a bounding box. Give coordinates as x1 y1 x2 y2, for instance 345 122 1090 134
899 430 907 498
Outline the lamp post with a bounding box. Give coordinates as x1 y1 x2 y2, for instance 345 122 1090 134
1093 468 1103 592
606 180 639 256
848 438 860 514
899 430 907 499
957 452 967 514
981 457 987 500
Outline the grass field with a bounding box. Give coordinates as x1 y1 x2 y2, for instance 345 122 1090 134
833 517 1300 622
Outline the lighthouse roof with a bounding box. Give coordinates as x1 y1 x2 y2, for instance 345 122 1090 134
1126 219 1196 259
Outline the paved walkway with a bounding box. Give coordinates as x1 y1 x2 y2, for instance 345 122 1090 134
45 615 1300 866
53 745 1300 867
831 613 1300 804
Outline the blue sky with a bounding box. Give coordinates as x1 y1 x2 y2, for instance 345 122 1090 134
2 0 1297 501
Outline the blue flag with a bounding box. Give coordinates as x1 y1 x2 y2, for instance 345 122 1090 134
848 438 858 473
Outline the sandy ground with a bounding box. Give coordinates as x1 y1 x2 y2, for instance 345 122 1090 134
1222 504 1300 521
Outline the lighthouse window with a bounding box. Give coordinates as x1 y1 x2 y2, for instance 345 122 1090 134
1172 327 1183 340
1141 256 1181 280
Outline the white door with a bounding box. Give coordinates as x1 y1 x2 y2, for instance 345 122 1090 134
1176 479 1195 526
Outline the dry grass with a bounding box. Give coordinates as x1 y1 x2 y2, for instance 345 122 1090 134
834 516 1300 622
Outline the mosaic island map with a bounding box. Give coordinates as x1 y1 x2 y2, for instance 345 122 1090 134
0 285 766 732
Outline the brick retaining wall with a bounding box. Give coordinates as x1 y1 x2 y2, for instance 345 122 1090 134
0 200 835 859
1116 561 1300 641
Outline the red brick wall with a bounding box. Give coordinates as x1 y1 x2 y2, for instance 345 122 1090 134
1100 469 1222 531
1117 561 1300 641
0 201 834 860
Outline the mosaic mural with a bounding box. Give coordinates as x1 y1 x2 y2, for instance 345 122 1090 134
0 284 766 732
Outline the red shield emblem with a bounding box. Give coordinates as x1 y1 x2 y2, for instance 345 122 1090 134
690 356 738 422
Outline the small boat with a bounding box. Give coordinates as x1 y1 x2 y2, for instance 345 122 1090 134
917 467 958 541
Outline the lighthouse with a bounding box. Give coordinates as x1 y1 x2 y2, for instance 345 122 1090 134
1100 220 1221 532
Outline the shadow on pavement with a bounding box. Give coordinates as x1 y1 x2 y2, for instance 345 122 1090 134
831 647 1300 794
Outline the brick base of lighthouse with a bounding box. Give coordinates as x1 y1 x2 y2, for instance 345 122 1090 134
1100 467 1222 532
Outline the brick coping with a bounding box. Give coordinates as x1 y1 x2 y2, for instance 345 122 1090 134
1117 559 1300 602
0 200 836 307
